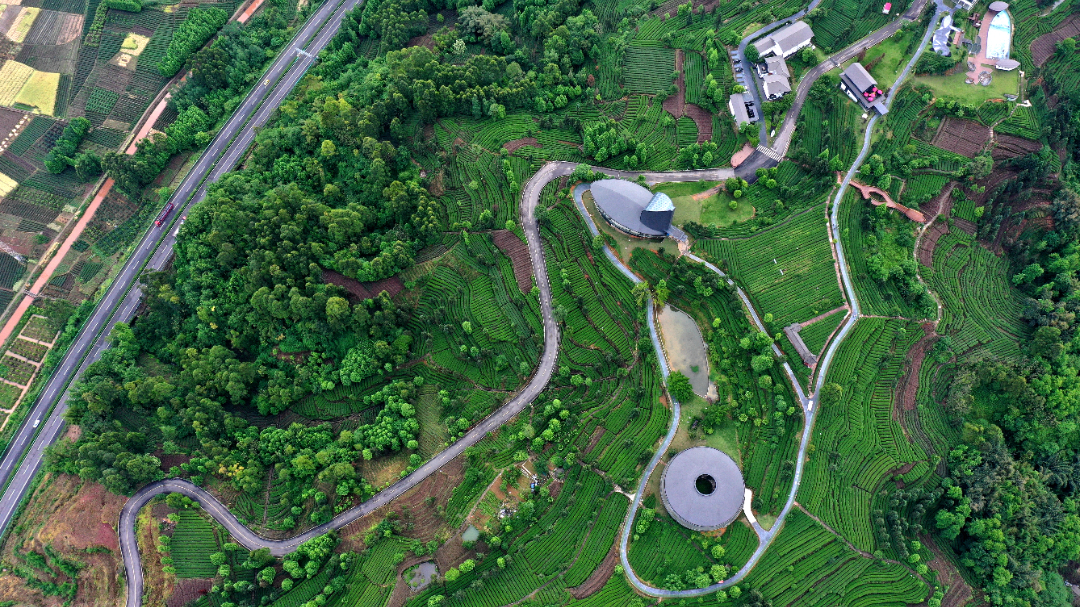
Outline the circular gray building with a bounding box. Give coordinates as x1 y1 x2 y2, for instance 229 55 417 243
590 179 675 238
661 447 744 531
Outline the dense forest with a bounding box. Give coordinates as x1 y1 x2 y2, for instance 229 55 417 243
929 57 1080 605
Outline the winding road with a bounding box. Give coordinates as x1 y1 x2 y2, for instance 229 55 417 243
0 0 948 602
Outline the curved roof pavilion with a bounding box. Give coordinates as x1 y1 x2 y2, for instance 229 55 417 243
590 179 674 238
661 447 745 531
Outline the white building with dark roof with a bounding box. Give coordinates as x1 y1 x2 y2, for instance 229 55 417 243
729 93 751 125
752 21 814 59
839 62 888 115
760 56 792 99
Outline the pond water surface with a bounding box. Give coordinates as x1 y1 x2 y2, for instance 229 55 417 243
656 304 711 398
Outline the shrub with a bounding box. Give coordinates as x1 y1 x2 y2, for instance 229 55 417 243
104 0 142 11
43 118 90 173
159 7 229 77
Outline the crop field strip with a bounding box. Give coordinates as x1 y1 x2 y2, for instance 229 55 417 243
924 231 1028 360
798 308 846 355
694 204 844 327
742 511 927 607
801 318 928 556
811 0 903 52
170 510 221 578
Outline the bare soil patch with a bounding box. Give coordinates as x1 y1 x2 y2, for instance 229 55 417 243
491 229 532 293
0 474 124 607
663 49 686 118
991 133 1042 160
921 534 976 607
918 220 949 266
568 542 619 599
919 181 953 219
407 33 434 49
897 323 936 421
730 142 754 167
0 107 24 136
166 578 213 607
684 103 713 142
931 117 990 156
323 269 404 302
340 456 464 552
966 167 1017 206
953 217 977 234
503 137 541 153
1031 14 1080 66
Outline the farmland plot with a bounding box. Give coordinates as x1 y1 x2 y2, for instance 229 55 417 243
694 205 844 327
930 117 989 157
623 46 675 95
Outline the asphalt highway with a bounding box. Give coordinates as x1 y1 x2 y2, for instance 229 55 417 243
0 0 359 554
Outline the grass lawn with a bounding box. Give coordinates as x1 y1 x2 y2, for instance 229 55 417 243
865 29 916 88
669 394 744 467
581 190 674 262
654 180 755 228
15 69 59 116
914 68 1020 104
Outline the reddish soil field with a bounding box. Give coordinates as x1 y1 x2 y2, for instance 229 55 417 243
685 103 713 142
992 133 1043 160
166 579 213 607
896 323 936 425
340 456 465 552
953 217 977 234
967 167 1017 206
491 229 532 293
323 269 404 301
1031 14 1080 66
0 474 125 607
0 108 24 138
919 181 953 219
568 543 619 599
931 118 990 157
663 50 687 118
504 137 541 153
918 221 948 266
921 534 977 607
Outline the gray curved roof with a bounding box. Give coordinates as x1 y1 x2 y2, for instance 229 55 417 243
989 1 1008 10
591 179 670 237
661 447 744 530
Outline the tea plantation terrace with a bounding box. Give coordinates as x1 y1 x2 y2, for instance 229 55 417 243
661 446 745 531
591 178 676 238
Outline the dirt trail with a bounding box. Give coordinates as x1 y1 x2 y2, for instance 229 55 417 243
841 173 926 222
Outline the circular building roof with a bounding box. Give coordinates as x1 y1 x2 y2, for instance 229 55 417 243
590 179 671 237
661 447 744 531
989 1 1008 11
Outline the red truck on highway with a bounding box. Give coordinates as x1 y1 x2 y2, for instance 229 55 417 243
155 202 175 227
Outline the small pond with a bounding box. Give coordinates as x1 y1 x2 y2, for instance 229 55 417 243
656 304 711 397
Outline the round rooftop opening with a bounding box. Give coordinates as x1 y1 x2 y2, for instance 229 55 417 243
695 474 716 495
660 446 745 531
